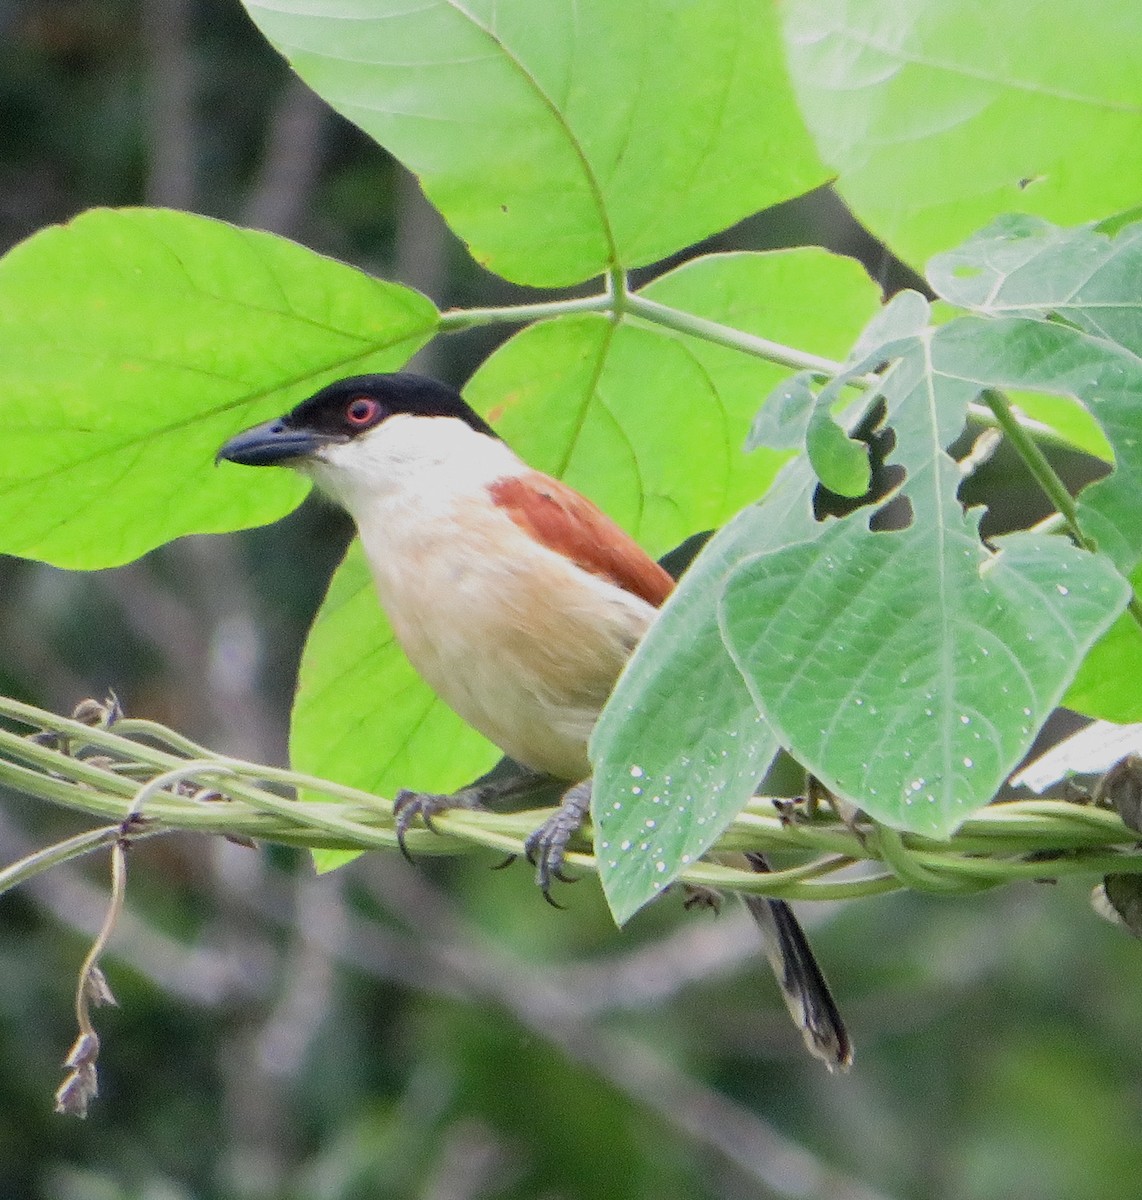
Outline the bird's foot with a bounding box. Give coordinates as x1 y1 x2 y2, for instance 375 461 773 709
523 779 592 906
394 762 555 862
393 785 488 861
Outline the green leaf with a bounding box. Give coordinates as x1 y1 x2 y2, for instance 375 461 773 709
637 249 882 514
1097 205 1142 237
805 399 870 497
882 306 1142 732
640 250 882 372
0 208 437 568
780 0 1142 266
926 214 1137 460
589 460 830 926
242 0 827 286
848 289 932 360
752 290 929 486
721 330 1129 837
927 217 1136 458
752 371 871 495
928 215 1142 356
293 540 500 871
471 314 763 556
468 250 880 554
722 513 1127 839
1064 562 1142 722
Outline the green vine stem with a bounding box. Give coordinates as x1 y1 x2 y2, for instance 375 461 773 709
437 291 614 332
980 388 1096 550
0 825 131 895
3 694 1141 907
621 291 847 377
981 387 1142 629
437 283 1081 451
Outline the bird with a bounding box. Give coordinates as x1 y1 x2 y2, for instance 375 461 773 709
217 371 852 1069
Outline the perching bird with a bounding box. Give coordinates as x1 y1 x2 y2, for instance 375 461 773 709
217 372 851 1069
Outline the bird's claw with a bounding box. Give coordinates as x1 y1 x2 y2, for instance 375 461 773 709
522 779 592 906
523 815 580 907
393 788 454 861
394 766 553 864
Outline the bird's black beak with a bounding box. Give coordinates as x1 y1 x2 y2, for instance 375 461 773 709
216 419 331 467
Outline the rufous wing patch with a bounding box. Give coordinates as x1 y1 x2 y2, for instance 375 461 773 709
489 473 675 608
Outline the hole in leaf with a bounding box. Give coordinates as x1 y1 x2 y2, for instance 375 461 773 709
870 490 913 532
951 265 984 279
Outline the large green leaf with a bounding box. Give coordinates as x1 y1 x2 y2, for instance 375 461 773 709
638 250 882 514
241 0 827 287
925 214 1135 458
927 214 1142 721
780 0 1142 267
935 316 1142 725
589 467 821 926
722 498 1126 840
469 314 756 557
723 321 1131 837
0 208 437 568
292 540 500 871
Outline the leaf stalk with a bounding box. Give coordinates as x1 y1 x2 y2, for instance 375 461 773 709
981 387 1142 628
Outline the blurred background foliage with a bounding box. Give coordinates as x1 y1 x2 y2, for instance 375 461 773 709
1 3 1141 1199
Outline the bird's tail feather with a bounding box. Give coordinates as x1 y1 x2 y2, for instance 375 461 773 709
740 852 853 1070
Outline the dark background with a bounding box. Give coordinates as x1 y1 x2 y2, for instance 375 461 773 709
2 3 1140 1199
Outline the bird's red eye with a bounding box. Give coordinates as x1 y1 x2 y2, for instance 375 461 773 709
346 396 380 427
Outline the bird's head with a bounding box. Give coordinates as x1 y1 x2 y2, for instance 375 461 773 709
217 373 504 508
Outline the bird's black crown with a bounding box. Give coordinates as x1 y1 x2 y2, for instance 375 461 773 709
284 373 498 440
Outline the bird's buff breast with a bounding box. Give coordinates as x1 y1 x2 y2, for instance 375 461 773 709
357 501 655 781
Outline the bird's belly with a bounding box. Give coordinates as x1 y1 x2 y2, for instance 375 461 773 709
409 633 599 780
366 540 656 781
